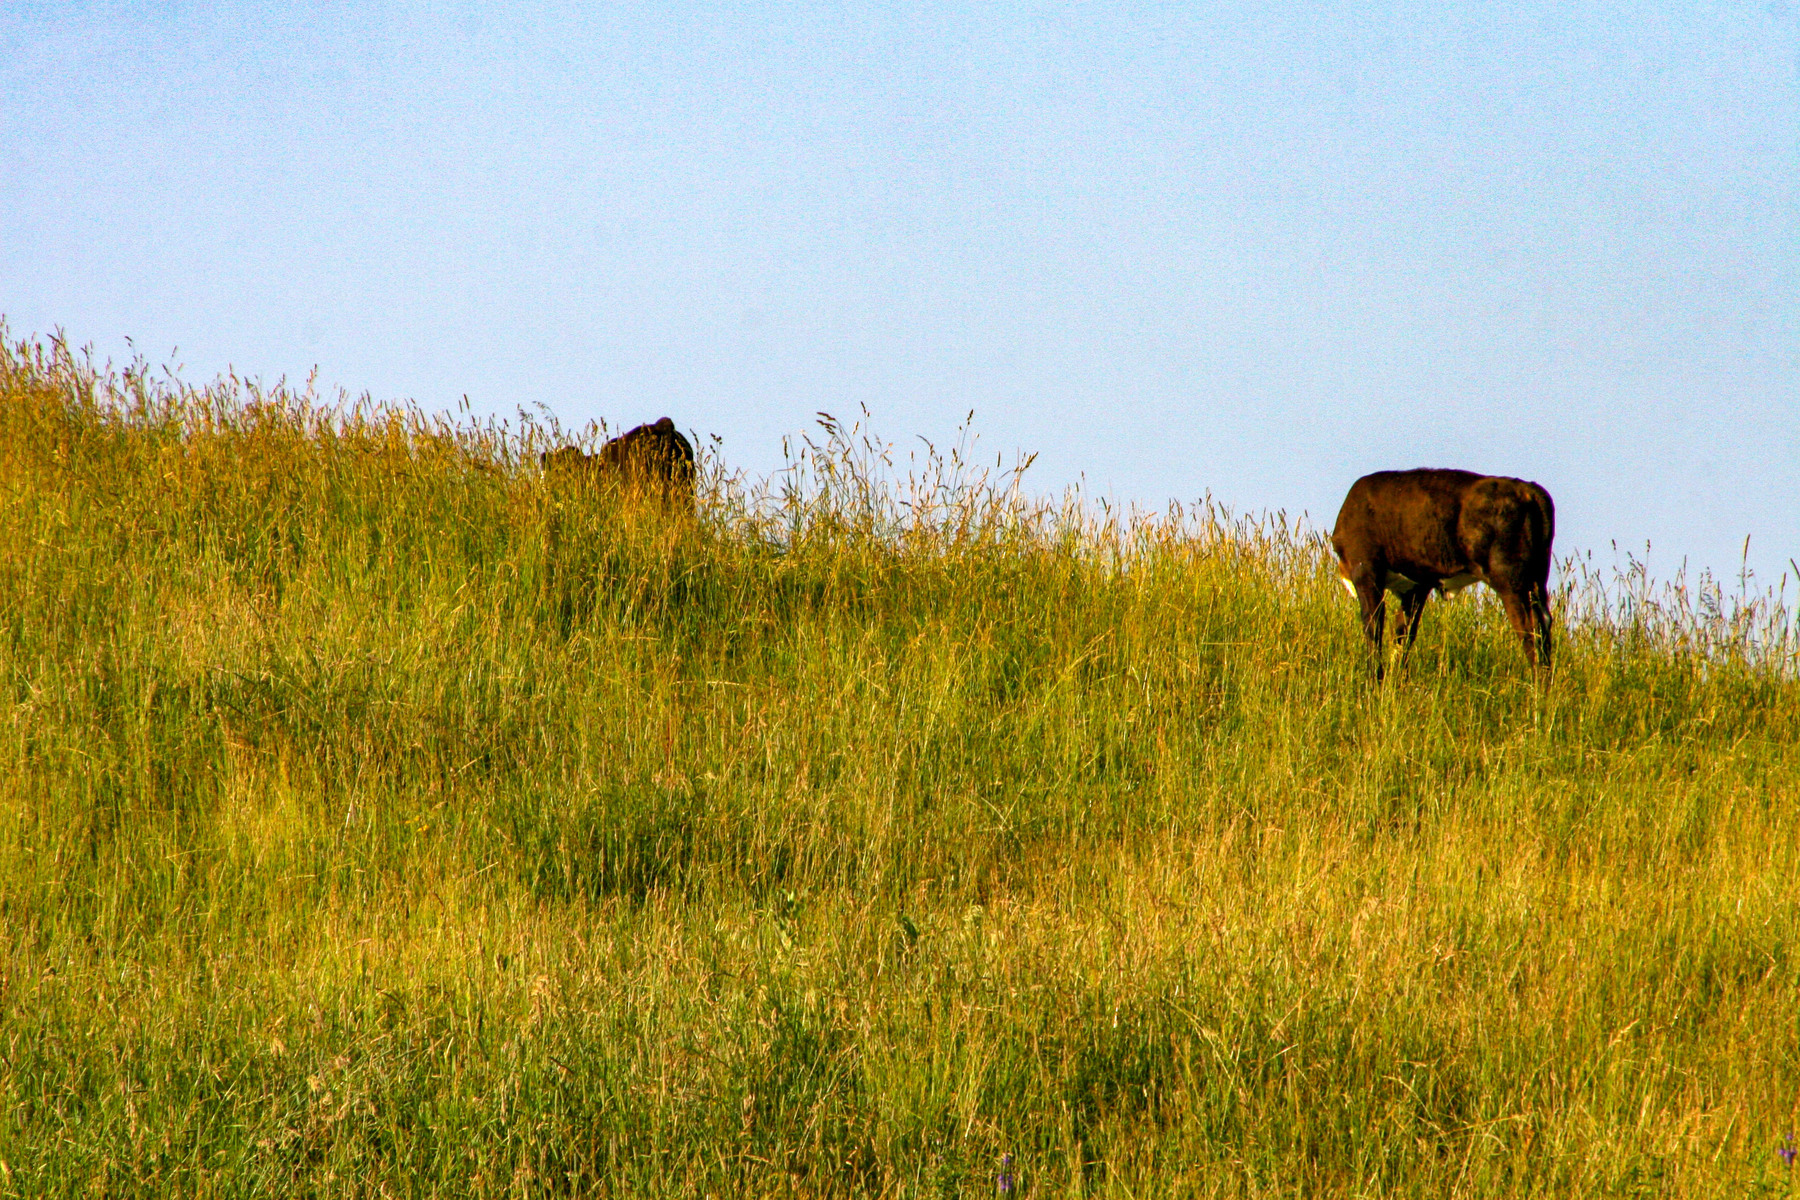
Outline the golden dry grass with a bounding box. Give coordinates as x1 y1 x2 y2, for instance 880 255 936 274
1 330 1797 1196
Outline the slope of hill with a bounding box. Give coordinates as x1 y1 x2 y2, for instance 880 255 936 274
2 332 1796 1196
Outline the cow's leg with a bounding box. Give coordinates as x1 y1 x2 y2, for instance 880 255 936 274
1529 582 1554 679
1347 562 1388 680
1488 534 1555 680
1496 586 1546 674
1395 585 1430 670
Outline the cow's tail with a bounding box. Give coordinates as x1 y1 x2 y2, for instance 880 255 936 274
1524 482 1556 676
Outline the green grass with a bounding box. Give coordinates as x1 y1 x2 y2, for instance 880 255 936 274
1 329 1797 1197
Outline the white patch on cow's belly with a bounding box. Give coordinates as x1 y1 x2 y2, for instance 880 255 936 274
1340 576 1357 599
1440 572 1479 594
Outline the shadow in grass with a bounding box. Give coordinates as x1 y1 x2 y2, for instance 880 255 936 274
502 781 702 903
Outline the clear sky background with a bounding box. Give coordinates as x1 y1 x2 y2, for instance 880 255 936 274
5 1 1796 589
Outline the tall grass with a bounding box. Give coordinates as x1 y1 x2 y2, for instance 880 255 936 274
1 328 1797 1197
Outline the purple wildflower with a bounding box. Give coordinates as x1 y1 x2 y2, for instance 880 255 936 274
1780 1133 1796 1167
997 1152 1015 1194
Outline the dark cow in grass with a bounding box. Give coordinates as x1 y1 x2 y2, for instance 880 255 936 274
1331 469 1555 680
540 417 696 507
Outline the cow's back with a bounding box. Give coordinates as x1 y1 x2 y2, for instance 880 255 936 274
541 445 596 474
540 418 697 509
600 418 695 481
1333 469 1484 576
1457 476 1554 577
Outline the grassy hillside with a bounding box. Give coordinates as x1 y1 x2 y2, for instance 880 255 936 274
1 331 1797 1197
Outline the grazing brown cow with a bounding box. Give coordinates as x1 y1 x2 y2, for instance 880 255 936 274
540 417 696 506
1331 469 1555 679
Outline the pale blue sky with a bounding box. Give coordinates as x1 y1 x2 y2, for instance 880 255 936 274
5 2 1796 586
